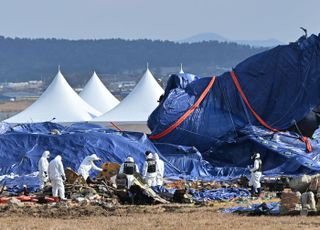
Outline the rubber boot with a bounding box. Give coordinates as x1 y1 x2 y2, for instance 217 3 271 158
250 186 256 196
257 187 261 197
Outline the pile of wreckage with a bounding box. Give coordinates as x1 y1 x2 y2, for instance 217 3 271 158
281 174 320 215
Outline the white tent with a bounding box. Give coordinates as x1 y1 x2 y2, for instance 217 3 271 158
179 63 184 74
5 71 101 124
92 67 164 132
79 71 119 113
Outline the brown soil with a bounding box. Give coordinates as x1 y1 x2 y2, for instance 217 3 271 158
1 203 320 230
0 100 34 112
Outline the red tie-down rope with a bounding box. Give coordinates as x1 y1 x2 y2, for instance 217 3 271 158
230 71 312 153
149 76 216 140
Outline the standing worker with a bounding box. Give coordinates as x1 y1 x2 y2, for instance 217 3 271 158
118 156 139 188
48 155 66 200
248 152 263 196
154 153 164 186
78 154 103 183
142 152 157 187
38 150 50 190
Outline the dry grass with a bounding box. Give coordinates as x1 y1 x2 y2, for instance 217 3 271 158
1 205 320 230
0 100 34 112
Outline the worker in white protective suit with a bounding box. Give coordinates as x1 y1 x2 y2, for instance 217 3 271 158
48 155 66 200
142 152 157 187
154 153 165 186
38 150 50 190
77 154 102 183
118 157 139 189
248 153 263 196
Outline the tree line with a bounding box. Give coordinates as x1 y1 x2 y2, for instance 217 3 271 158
0 36 267 85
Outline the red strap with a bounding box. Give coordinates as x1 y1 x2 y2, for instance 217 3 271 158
149 76 216 140
300 136 312 153
230 71 312 152
230 71 278 132
110 122 122 132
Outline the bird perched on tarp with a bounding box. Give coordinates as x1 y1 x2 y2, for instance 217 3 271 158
297 27 308 43
300 27 307 37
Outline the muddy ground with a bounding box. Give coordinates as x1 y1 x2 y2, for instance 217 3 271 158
1 202 320 230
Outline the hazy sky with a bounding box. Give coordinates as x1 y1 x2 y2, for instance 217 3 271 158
0 0 319 42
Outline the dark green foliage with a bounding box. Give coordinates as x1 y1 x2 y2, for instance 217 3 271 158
0 36 267 83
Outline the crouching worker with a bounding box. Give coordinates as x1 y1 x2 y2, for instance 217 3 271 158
38 150 50 190
78 154 102 184
248 152 263 196
48 155 66 201
142 152 157 187
117 157 139 189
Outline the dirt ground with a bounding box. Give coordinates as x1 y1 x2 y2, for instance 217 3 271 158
1 203 320 230
0 100 34 112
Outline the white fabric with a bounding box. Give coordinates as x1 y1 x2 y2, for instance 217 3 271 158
51 179 65 199
77 154 102 180
92 68 164 123
38 150 50 189
142 153 157 187
5 71 101 124
48 155 66 199
301 192 316 211
80 72 119 113
250 159 261 172
249 172 262 190
154 153 164 186
126 175 136 189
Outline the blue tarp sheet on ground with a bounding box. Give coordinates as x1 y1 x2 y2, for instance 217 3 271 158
190 188 250 202
152 186 250 201
222 202 280 215
148 34 320 176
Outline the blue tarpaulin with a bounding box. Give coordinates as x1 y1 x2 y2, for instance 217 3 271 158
222 202 280 215
189 188 250 202
148 34 320 176
152 186 250 202
3 36 320 192
0 122 188 191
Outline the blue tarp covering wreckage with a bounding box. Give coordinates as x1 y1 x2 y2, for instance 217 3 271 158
2 35 320 192
148 34 320 176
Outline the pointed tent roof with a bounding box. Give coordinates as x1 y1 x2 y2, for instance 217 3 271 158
5 71 101 124
179 63 184 74
92 67 164 123
79 71 119 113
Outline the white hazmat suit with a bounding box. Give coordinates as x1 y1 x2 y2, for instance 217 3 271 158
38 150 50 189
77 154 102 181
142 153 157 187
249 153 262 195
119 157 139 189
48 155 66 199
154 153 164 186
